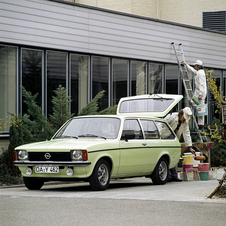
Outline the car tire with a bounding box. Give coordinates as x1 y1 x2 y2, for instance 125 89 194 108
89 159 110 191
151 157 169 185
23 177 44 190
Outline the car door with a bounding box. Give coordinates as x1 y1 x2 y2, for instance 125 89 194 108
118 119 148 175
138 119 162 172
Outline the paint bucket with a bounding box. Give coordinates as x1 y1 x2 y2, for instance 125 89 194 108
183 172 193 181
199 171 209 180
194 104 208 116
184 152 201 167
209 170 217 180
198 163 209 171
193 152 201 167
183 164 193 173
182 155 193 164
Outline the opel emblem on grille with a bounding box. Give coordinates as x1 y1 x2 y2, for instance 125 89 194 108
44 153 51 159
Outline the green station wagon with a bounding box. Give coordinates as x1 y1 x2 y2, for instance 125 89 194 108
14 94 183 190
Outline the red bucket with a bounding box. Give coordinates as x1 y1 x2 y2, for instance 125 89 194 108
183 164 193 172
198 163 209 171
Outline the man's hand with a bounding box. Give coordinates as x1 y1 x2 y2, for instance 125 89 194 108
198 95 203 100
182 61 186 65
189 147 196 155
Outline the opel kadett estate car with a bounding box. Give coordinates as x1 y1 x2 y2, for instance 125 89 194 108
14 94 183 191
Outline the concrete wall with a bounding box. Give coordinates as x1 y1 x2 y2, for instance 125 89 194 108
158 0 226 27
0 0 226 69
70 0 226 27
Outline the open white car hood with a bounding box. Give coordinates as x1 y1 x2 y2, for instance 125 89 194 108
117 94 183 118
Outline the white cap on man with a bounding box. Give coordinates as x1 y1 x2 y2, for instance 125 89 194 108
183 107 192 121
194 60 203 66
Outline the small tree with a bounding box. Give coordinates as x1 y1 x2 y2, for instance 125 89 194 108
49 85 74 133
22 86 52 141
98 105 117 115
78 90 105 116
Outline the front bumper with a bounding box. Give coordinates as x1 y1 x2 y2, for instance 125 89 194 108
13 160 91 167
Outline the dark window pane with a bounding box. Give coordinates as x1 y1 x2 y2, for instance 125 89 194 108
47 51 67 115
113 59 128 105
166 65 178 95
22 49 42 114
92 56 109 111
0 45 17 132
131 61 146 95
149 63 163 94
71 54 89 115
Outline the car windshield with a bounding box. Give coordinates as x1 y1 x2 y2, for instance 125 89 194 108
53 117 121 139
119 98 174 113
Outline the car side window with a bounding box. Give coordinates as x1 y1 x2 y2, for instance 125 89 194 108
155 121 175 139
121 119 143 140
140 120 160 139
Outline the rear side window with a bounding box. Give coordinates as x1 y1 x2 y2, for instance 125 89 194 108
121 119 144 140
155 121 175 139
140 120 160 139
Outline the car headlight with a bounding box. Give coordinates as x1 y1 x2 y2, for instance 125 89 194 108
71 150 88 161
17 150 29 160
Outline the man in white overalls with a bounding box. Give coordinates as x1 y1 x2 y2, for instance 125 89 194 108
163 107 196 182
182 60 207 130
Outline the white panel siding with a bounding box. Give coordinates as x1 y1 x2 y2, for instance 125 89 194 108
0 0 226 69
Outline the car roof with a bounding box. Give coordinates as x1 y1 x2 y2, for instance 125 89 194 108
71 114 165 121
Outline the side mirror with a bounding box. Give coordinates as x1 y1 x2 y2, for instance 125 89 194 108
125 133 135 142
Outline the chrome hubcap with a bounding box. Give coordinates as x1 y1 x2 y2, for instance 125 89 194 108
98 164 109 186
159 161 167 181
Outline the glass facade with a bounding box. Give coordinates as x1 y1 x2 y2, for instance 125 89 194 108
206 69 222 122
132 61 147 96
149 63 163 94
71 54 89 115
113 59 128 105
165 64 178 95
22 48 43 114
223 70 226 101
0 43 226 134
92 56 109 111
47 51 67 116
0 45 17 132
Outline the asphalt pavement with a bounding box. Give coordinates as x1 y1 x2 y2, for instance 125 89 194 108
1 169 226 203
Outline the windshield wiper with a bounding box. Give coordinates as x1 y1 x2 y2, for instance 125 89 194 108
60 135 78 139
78 134 106 140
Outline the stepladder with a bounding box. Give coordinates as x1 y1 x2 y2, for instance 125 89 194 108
171 42 207 143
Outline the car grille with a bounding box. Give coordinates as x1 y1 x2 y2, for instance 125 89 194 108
28 152 71 161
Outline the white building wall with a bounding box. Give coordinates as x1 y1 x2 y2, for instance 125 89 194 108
0 0 226 69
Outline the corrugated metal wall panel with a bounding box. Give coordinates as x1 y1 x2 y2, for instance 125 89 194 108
0 0 226 69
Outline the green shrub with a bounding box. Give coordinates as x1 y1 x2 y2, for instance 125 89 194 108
211 147 226 167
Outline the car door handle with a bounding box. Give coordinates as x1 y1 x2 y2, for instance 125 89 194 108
142 143 147 146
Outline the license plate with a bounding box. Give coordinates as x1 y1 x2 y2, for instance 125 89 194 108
35 166 59 173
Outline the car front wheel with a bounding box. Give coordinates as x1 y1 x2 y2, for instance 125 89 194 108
23 177 44 190
89 159 110 191
151 157 169 185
